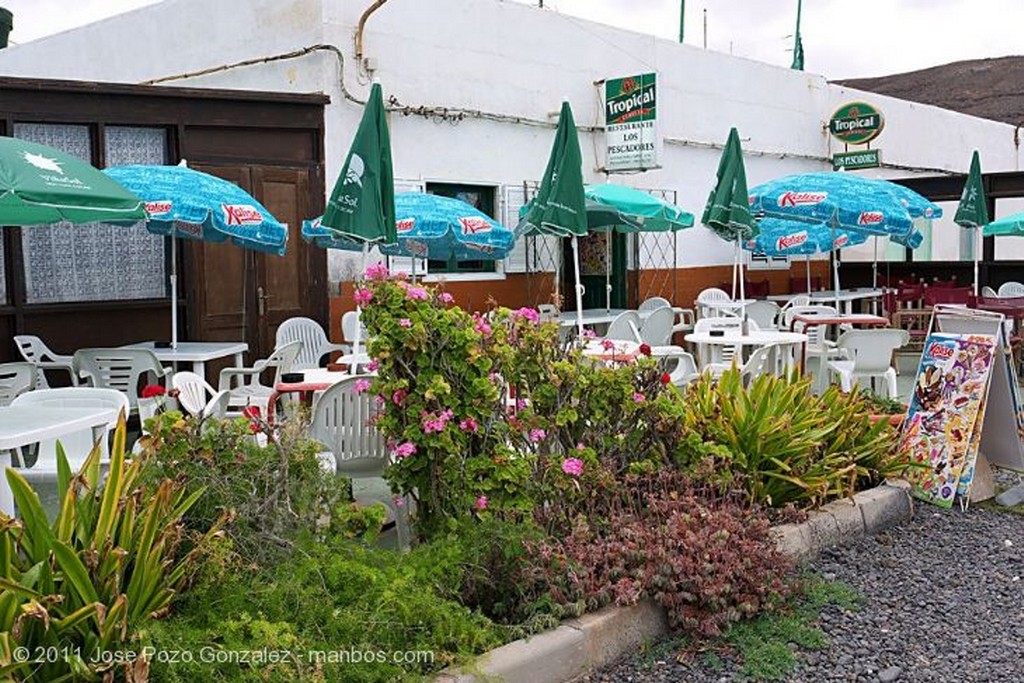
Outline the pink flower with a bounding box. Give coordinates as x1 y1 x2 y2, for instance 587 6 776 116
406 286 429 301
633 392 646 403
529 428 546 443
391 389 407 406
393 442 417 459
515 307 540 323
459 417 479 433
354 378 372 394
422 409 453 434
374 394 386 407
353 288 373 306
562 458 584 477
516 398 527 410
365 262 390 281
393 270 409 281
366 359 379 372
601 339 615 351
399 318 412 328
582 329 597 339
393 496 405 508
474 495 489 511
473 313 492 337
439 292 455 304
576 442 585 451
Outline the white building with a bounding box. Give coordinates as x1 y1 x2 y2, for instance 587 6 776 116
2 0 1019 312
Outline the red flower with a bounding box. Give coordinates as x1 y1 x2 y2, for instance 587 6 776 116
242 406 261 420
639 343 652 357
660 373 672 385
140 384 166 399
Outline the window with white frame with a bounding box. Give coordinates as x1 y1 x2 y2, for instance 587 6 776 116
13 123 168 303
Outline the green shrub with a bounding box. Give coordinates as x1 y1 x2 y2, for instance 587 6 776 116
0 415 212 682
674 370 910 507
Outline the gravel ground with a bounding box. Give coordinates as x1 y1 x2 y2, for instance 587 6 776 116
586 503 1024 683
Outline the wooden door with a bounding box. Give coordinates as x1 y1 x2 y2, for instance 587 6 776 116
187 164 326 362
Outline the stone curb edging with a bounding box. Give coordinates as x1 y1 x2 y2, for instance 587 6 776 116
435 481 914 683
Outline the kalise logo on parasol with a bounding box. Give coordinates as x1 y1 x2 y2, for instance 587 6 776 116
833 234 850 248
396 218 415 232
777 191 827 207
145 201 173 216
222 204 263 226
857 211 885 226
776 232 808 251
458 216 492 235
926 342 955 361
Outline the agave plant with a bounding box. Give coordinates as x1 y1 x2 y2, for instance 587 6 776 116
0 413 214 682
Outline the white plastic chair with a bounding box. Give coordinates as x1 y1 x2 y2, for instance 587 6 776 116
11 387 128 475
172 371 218 417
14 335 78 389
652 346 700 387
745 300 782 330
778 294 811 320
638 297 671 314
827 329 910 398
693 317 760 376
276 317 348 371
604 311 641 342
0 363 36 407
218 340 301 415
696 287 730 319
340 311 367 348
72 348 169 413
738 344 777 387
981 286 998 298
637 306 675 346
310 375 410 549
998 281 1024 297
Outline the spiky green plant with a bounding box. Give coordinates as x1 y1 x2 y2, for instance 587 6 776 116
0 413 214 682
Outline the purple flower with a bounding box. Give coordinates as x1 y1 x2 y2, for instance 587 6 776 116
633 392 646 403
406 286 429 301
562 458 584 477
399 318 412 328
515 307 540 323
529 428 546 443
393 442 417 459
459 417 479 433
474 495 489 511
354 378 372 394
365 262 390 281
353 288 373 306
439 292 455 304
366 359 379 372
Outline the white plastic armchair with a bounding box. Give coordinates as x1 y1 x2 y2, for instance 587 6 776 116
11 387 128 475
738 344 776 387
651 345 700 387
276 317 348 371
72 348 169 413
981 286 998 298
637 306 675 346
998 282 1024 297
696 287 731 319
745 300 781 330
826 329 910 398
604 310 642 342
0 363 36 406
172 371 218 417
310 375 410 549
778 294 812 321
218 340 301 415
14 335 78 388
339 311 367 349
638 297 671 314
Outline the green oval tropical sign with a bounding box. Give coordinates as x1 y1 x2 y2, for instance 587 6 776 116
829 101 884 145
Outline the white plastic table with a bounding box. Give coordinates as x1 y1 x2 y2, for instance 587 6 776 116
124 341 248 381
557 309 629 329
700 299 756 314
684 330 808 374
0 405 119 515
766 289 883 315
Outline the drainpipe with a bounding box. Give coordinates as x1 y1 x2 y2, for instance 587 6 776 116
355 0 390 67
0 8 12 49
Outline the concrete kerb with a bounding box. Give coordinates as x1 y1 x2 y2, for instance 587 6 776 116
435 481 914 683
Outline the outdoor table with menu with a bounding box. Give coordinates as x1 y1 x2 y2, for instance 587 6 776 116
0 404 120 515
684 329 808 374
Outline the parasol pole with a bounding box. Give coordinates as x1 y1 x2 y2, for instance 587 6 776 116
805 254 811 293
571 235 585 337
974 225 981 297
170 226 178 349
872 236 879 289
605 232 612 312
352 243 369 368
738 240 747 323
831 226 840 309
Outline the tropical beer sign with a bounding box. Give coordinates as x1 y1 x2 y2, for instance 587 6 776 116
829 101 883 170
604 72 659 172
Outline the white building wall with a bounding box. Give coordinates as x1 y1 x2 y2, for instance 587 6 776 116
1 0 1019 275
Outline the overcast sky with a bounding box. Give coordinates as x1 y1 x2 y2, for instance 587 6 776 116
5 0 1022 79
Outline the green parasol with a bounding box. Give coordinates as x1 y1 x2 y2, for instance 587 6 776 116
0 136 146 224
953 150 989 296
